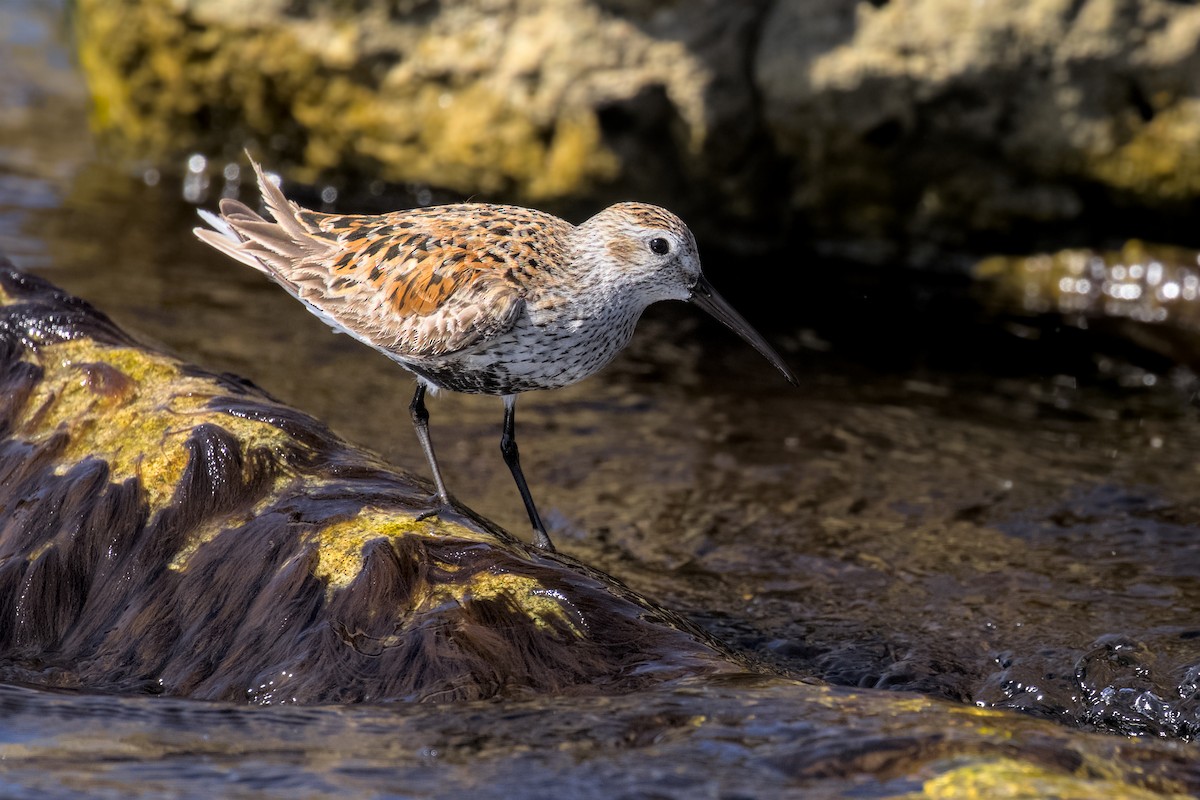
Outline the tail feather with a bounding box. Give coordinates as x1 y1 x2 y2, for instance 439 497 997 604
193 222 272 274
216 197 263 224
224 219 310 260
193 155 335 280
248 157 314 245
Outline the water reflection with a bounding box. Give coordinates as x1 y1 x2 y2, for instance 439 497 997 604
182 153 210 204
979 243 1200 329
1 680 1196 798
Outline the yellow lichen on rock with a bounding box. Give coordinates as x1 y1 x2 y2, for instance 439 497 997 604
337 81 618 199
167 481 299 571
431 571 584 637
529 111 620 199
168 514 249 572
313 507 493 592
11 339 291 514
917 756 1193 799
74 0 328 164
71 0 710 202
312 506 580 635
1083 102 1200 201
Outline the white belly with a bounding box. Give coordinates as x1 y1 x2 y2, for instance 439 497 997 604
408 309 642 395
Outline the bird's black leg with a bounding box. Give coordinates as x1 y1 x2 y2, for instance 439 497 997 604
409 384 453 519
500 395 555 551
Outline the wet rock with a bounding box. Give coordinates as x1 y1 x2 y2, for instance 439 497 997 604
1075 636 1184 737
0 257 741 703
72 0 1200 259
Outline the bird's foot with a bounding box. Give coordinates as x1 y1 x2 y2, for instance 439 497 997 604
531 527 556 552
415 496 454 523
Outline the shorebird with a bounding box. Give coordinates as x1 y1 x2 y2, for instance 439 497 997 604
196 157 796 551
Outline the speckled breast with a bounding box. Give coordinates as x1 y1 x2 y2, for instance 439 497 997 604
406 309 642 395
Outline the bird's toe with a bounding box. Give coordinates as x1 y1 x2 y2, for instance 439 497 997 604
415 496 455 522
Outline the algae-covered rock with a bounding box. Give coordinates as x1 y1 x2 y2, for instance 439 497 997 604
0 257 739 703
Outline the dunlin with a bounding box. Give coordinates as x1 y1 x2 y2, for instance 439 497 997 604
196 158 796 551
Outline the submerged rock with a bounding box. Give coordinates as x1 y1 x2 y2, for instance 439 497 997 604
0 258 740 703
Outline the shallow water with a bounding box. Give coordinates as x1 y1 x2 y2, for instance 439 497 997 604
4 0 1200 796
7 676 1197 800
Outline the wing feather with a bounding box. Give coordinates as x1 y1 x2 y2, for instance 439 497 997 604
193 157 567 359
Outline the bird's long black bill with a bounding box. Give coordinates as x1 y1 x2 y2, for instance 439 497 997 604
690 275 799 386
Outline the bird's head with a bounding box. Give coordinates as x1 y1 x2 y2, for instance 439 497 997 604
579 202 798 386
579 202 701 304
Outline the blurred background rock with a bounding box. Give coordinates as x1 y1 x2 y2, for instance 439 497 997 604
73 0 1200 265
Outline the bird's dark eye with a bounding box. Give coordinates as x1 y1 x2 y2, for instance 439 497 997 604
649 237 671 255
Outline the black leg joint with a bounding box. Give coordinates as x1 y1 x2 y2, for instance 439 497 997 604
500 430 518 464
409 385 429 425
